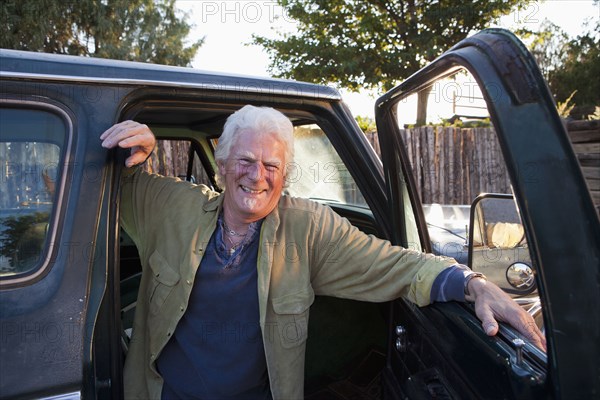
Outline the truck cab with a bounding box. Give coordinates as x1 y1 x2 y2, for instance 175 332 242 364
1 29 598 399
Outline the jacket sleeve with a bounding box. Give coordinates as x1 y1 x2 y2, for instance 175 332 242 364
120 168 192 259
307 203 457 306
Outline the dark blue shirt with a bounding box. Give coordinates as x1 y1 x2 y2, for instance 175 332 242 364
158 218 270 400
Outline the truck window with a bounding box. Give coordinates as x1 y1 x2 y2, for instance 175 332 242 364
0 107 67 279
397 69 545 341
285 124 368 208
143 138 212 186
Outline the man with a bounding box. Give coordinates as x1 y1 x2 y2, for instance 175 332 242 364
101 105 545 399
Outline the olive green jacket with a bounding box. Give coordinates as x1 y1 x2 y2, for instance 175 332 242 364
120 169 456 399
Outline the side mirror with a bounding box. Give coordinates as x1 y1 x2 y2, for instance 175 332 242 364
468 193 536 295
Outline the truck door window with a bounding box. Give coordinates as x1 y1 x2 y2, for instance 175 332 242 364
397 69 545 343
0 107 66 279
142 139 212 186
285 124 368 207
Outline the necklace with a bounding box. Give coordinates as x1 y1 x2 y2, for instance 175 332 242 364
223 220 247 237
222 220 246 255
225 234 243 255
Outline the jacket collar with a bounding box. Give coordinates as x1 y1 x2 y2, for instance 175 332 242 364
202 190 223 213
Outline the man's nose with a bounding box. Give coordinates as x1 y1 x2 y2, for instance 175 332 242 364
247 162 265 181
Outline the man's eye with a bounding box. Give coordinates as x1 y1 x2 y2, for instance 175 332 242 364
265 164 279 171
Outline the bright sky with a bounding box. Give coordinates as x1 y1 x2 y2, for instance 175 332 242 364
176 0 599 119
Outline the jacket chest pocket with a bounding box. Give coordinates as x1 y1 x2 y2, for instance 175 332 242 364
271 287 315 349
147 250 180 314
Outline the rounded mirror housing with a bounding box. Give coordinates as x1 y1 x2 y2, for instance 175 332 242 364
506 262 535 290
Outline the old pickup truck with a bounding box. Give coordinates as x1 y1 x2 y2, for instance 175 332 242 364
1 28 598 399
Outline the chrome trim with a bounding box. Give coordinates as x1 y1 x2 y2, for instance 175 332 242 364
40 391 81 400
499 324 547 367
0 71 342 101
0 99 74 286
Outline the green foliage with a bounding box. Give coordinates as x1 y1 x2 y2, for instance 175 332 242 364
521 19 599 118
556 90 577 119
547 21 600 117
253 0 528 92
419 117 492 129
456 118 492 128
355 115 376 133
515 20 569 79
0 0 203 66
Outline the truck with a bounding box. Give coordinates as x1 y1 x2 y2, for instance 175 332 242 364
1 28 598 399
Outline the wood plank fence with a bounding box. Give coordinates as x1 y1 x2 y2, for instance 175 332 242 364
366 120 600 214
566 120 600 215
367 126 511 205
143 139 211 185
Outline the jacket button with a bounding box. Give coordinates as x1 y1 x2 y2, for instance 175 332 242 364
180 306 185 312
150 353 155 359
186 279 192 285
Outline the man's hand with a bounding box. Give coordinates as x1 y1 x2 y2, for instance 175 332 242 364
467 277 547 351
100 120 156 167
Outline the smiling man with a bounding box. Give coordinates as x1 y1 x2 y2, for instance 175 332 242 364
100 105 545 400
215 112 291 252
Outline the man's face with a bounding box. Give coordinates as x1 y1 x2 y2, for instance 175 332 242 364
219 129 287 223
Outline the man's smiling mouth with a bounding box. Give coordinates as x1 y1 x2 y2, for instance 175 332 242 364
240 185 265 194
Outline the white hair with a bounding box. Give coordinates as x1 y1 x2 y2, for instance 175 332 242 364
214 105 294 187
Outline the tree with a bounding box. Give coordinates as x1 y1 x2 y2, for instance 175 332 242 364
516 20 569 80
0 0 203 66
254 0 529 125
355 115 376 133
519 19 599 119
547 22 600 118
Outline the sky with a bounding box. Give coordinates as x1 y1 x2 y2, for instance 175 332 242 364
176 0 599 119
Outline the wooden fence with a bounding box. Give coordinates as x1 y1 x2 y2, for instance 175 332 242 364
366 120 600 213
143 139 211 185
566 120 600 215
367 126 511 205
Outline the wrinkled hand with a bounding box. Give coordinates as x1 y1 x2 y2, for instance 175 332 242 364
100 120 156 167
467 277 547 351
